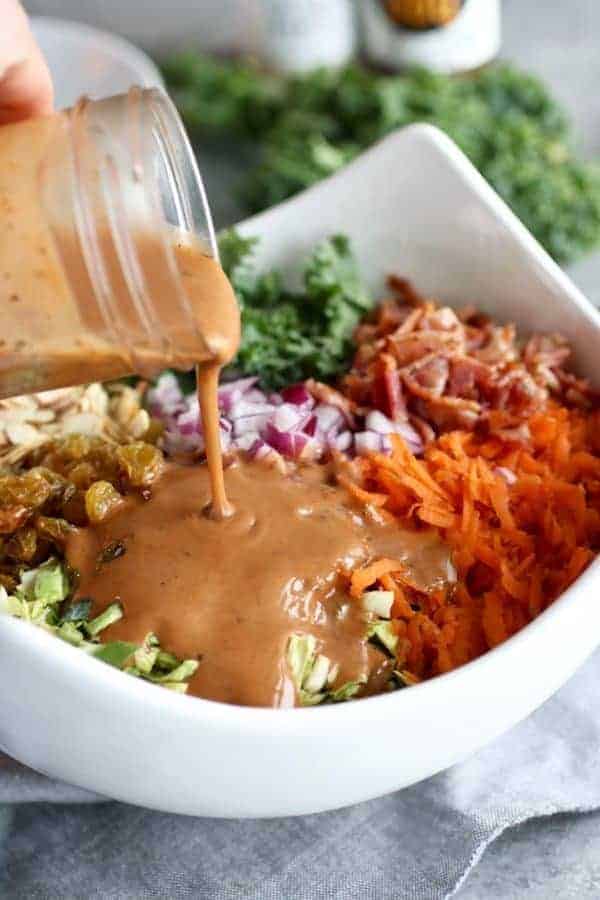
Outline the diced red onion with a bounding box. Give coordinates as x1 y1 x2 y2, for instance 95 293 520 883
365 410 395 434
355 432 384 455
332 431 353 452
177 420 197 437
250 439 285 468
226 399 272 420
365 410 423 454
273 404 308 432
245 388 269 405
176 408 201 435
150 373 425 462
394 423 423 455
281 383 314 406
232 413 273 437
218 375 258 397
314 404 345 434
218 376 259 413
235 432 261 452
303 415 317 437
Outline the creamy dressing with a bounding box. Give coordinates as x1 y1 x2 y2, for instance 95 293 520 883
66 459 452 706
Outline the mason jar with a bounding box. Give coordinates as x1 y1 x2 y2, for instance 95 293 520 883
0 87 219 399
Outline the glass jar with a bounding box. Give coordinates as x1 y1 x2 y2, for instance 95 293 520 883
0 87 220 399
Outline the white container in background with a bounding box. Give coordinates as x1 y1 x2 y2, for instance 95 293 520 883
359 0 501 74
257 0 356 72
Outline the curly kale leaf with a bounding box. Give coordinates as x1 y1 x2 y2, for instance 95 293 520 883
219 230 372 389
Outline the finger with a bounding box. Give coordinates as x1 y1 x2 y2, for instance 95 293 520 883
0 0 53 124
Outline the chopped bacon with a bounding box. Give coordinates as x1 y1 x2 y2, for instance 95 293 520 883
387 275 426 306
524 334 571 370
556 371 600 409
401 355 450 397
420 306 462 333
387 332 459 368
447 357 491 400
305 379 356 427
381 357 405 421
339 276 595 446
414 395 480 431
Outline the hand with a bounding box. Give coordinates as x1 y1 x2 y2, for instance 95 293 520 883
0 0 53 124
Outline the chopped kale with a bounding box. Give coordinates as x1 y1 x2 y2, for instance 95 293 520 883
220 231 372 389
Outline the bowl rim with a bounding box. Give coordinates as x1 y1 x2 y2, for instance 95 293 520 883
2 122 599 730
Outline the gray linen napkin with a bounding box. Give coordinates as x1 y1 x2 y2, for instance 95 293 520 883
1 648 599 899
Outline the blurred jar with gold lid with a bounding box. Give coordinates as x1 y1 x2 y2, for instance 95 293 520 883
359 0 501 73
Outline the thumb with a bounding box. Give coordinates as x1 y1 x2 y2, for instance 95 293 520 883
0 0 53 124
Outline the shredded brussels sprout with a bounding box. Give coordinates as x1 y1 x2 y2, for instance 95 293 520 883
1 562 199 694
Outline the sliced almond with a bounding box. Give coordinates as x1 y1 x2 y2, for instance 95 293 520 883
83 383 109 416
114 388 141 424
35 387 83 409
128 409 150 439
5 422 46 445
61 412 105 435
26 409 56 424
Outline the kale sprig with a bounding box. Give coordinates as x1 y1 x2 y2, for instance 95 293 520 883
219 230 372 389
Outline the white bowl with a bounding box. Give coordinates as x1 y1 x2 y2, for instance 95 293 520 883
0 125 598 818
31 17 164 110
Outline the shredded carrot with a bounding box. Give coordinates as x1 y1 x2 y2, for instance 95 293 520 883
380 573 414 619
340 401 599 684
336 475 388 508
349 558 406 599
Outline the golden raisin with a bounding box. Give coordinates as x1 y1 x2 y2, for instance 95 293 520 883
35 516 75 545
116 442 164 489
0 470 52 510
85 481 124 525
5 527 37 562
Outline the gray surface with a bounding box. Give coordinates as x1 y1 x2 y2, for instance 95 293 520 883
3 2 600 899
3 648 600 899
461 812 600 900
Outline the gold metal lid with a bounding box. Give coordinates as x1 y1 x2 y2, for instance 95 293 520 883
382 0 462 30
